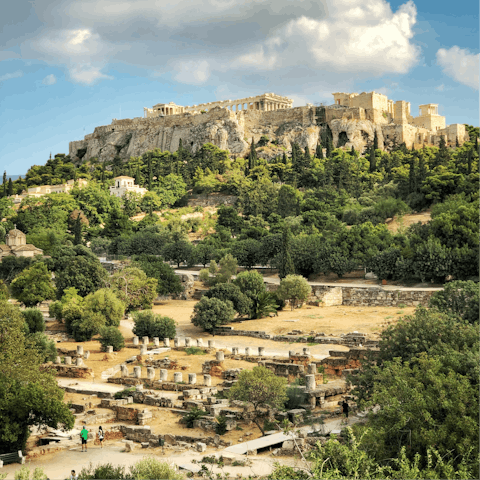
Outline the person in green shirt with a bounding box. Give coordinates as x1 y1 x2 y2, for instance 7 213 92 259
80 425 89 452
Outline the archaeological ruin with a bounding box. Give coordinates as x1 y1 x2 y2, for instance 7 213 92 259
70 91 469 164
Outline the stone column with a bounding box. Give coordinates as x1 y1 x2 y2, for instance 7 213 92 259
185 337 192 347
258 347 265 356
216 351 224 362
188 373 197 385
84 351 90 360
305 375 316 391
106 346 113 354
76 357 83 367
77 345 84 356
208 340 215 348
245 347 251 356
54 356 61 364
196 339 203 347
134 366 142 378
64 356 72 365
232 347 238 355
174 337 180 347
307 364 317 374
160 369 168 381
204 374 212 386
164 338 170 347
303 348 310 355
142 336 149 346
147 367 155 380
289 351 295 358
140 345 147 355
174 372 183 383
133 336 139 346
153 337 160 347
121 365 129 377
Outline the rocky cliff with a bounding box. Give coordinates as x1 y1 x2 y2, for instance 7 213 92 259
69 105 390 163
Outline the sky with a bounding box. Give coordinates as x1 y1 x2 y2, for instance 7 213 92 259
1 0 478 175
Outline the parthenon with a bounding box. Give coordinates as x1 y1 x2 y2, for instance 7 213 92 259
144 93 293 118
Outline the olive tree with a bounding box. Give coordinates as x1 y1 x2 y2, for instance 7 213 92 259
276 274 312 310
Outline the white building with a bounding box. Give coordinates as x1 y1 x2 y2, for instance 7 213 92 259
109 176 148 198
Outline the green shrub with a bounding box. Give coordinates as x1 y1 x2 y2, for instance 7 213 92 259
83 288 125 327
114 387 136 400
183 407 208 428
215 415 227 435
285 384 308 410
185 347 206 355
99 326 125 351
191 297 235 333
22 308 45 334
78 462 127 479
129 457 185 479
133 310 177 339
49 300 63 321
30 332 57 362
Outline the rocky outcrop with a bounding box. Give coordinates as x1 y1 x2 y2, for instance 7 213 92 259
69 105 395 163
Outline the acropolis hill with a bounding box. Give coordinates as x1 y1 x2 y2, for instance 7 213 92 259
69 91 468 163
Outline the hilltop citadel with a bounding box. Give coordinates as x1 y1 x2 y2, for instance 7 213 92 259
70 90 468 163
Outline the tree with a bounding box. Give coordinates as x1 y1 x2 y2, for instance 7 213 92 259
276 274 311 310
429 280 479 325
133 254 183 296
278 227 295 279
22 308 45 334
162 240 194 268
191 297 235 332
71 310 106 342
83 288 125 327
29 332 57 363
98 326 125 351
102 207 133 237
277 185 301 218
233 239 261 269
0 256 34 284
216 205 244 236
204 283 252 317
11 262 56 307
192 243 217 268
0 300 74 453
227 366 288 435
109 265 158 311
50 245 108 298
132 310 177 339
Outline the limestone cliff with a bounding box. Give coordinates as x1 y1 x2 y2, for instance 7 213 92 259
69 105 410 163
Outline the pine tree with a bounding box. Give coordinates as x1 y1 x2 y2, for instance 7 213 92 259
417 155 427 186
7 178 13 196
433 137 449 168
279 227 295 279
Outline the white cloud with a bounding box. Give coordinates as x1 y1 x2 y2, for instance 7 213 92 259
235 0 419 76
437 46 479 90
435 84 444 91
42 73 57 85
0 70 23 82
69 65 113 85
172 59 211 85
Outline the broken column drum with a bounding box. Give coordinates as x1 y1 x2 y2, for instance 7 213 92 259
188 373 197 385
133 336 139 346
140 345 147 355
153 337 160 347
164 338 170 347
216 351 225 361
307 364 317 374
134 366 142 378
121 365 129 377
245 347 251 356
147 367 155 380
106 346 114 354
76 345 84 355
174 372 183 383
142 336 149 345
64 356 72 365
258 347 265 356
185 337 192 347
208 340 215 348
196 338 203 347
305 374 316 390
160 369 168 381
204 374 212 386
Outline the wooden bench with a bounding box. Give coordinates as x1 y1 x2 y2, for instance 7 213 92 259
0 450 25 467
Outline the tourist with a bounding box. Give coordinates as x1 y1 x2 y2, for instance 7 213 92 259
70 470 78 480
98 426 104 448
80 425 89 452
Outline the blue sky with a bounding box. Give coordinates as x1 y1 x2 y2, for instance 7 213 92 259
1 0 478 175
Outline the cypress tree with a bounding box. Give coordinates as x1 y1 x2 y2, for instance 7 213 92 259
408 158 416 193
101 161 106 185
369 146 376 173
2 171 6 197
135 166 141 186
282 152 287 165
326 137 333 158
279 227 295 279
7 178 13 196
467 149 473 175
417 155 427 186
316 143 324 159
373 131 379 150
147 158 153 190
475 136 478 152
455 136 460 147
72 212 82 245
350 145 355 156
248 138 257 170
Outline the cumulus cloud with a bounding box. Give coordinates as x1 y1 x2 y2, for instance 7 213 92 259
42 73 57 85
0 70 23 82
437 46 479 90
7 0 420 95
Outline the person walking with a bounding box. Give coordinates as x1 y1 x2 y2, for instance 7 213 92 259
70 470 78 480
80 425 89 452
98 426 104 448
